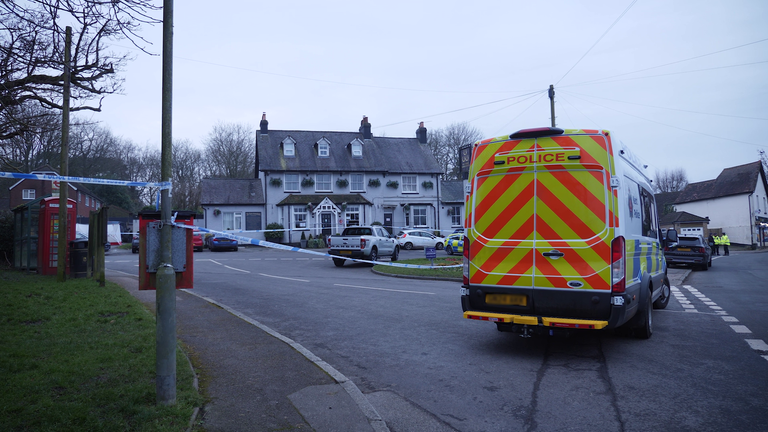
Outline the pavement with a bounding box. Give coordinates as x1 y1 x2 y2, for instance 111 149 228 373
108 262 389 432
106 246 765 432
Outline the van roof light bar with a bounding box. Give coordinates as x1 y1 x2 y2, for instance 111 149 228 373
509 127 565 139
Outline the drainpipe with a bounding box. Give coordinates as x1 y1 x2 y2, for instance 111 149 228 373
436 176 441 234
264 174 269 238
749 193 755 247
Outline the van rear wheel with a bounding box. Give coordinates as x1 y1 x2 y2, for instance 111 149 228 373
653 276 671 309
333 258 345 267
634 294 653 339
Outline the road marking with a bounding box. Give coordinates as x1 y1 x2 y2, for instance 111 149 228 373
730 325 752 334
259 273 309 282
722 316 739 322
745 339 768 352
207 259 251 273
334 283 434 295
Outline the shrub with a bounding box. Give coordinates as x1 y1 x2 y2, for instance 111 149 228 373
265 223 284 242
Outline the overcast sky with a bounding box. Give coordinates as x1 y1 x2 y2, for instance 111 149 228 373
91 0 768 184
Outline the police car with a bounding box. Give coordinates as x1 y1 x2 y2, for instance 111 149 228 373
444 233 464 255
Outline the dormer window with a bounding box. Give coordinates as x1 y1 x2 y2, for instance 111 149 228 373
350 138 363 158
282 136 296 157
317 137 330 158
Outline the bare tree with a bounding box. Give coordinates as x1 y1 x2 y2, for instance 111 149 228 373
171 140 203 211
0 0 160 140
135 145 161 207
426 122 483 180
654 167 688 193
0 104 61 172
203 122 255 178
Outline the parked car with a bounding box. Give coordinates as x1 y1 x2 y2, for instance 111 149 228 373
664 235 712 271
131 235 139 253
444 233 464 255
396 229 445 250
206 235 238 252
192 230 204 252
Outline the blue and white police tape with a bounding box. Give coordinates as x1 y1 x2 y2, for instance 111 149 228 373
172 223 461 269
0 171 172 189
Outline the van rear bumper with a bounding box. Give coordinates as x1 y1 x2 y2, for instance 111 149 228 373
461 294 635 330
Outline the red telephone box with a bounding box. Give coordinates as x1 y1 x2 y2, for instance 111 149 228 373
138 210 195 290
37 197 77 276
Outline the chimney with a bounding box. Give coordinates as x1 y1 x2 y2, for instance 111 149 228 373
359 116 372 140
416 121 427 144
260 112 268 135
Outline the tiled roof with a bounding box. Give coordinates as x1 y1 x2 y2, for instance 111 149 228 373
676 161 766 204
440 180 464 203
257 130 442 175
200 178 264 205
659 211 710 226
276 194 371 206
654 191 681 212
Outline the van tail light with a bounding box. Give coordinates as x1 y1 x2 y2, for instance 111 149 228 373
462 235 470 285
697 247 705 253
360 238 367 250
611 236 626 294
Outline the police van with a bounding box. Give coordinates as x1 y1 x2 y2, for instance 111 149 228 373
460 127 676 338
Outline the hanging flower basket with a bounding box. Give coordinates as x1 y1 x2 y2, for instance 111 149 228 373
269 177 282 187
422 180 434 190
301 177 315 187
368 178 381 187
213 208 221 216
386 180 399 189
336 178 349 188
403 204 410 211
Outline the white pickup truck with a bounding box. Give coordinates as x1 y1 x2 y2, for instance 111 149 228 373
327 226 399 267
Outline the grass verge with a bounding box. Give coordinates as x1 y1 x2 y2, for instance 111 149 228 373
0 268 203 432
374 256 463 279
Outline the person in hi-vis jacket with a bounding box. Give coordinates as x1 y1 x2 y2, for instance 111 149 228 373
722 233 730 256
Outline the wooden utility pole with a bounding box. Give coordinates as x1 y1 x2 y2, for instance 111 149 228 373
57 26 71 282
548 84 556 128
156 0 177 405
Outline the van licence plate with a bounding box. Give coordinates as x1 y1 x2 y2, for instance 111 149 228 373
339 250 352 255
676 248 691 252
486 294 527 306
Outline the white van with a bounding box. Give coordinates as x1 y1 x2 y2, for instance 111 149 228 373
460 127 676 338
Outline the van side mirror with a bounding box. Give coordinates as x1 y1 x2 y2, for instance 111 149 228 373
665 229 678 244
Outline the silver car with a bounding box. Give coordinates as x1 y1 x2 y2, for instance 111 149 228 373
396 229 445 250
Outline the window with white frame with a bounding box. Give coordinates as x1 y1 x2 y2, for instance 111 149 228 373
351 142 362 157
283 137 295 157
345 205 360 226
86 196 90 206
316 173 332 192
350 173 364 192
22 189 35 200
223 211 243 230
402 175 418 193
318 139 330 157
413 206 427 227
451 206 462 226
292 206 308 229
284 173 299 192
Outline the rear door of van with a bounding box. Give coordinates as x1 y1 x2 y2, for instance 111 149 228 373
468 130 617 320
